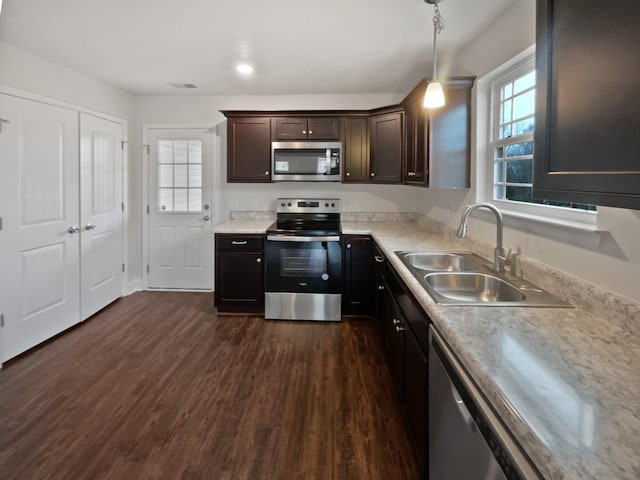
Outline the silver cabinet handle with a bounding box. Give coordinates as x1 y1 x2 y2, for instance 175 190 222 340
256 258 262 263
84 223 96 230
203 215 210 221
370 172 376 177
392 318 401 325
264 171 270 175
308 130 313 134
396 326 406 333
346 244 351 249
374 255 385 263
346 172 351 177
378 285 385 291
231 240 248 245
68 226 80 234
302 130 307 134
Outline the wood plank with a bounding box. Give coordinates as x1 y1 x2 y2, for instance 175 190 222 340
0 291 420 479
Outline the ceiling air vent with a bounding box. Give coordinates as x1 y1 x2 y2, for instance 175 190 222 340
170 83 198 89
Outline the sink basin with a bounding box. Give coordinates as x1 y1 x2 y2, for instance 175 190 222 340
402 252 479 272
425 272 526 303
395 250 572 307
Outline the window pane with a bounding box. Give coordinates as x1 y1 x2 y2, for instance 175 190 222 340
159 188 173 212
506 159 533 183
174 141 188 163
188 164 202 188
505 141 533 158
174 165 188 188
513 90 535 120
513 117 535 135
501 124 511 139
497 146 504 159
174 189 188 211
494 185 505 200
158 141 173 163
514 71 535 94
502 99 512 123
506 185 534 202
495 161 505 183
188 189 202 212
159 165 173 188
503 83 513 99
188 141 202 163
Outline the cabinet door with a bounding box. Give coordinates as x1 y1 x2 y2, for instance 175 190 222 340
386 298 405 400
307 117 340 140
404 326 428 475
272 117 308 140
343 117 369 182
342 236 374 316
227 117 271 182
404 100 428 185
534 0 640 209
215 251 264 313
369 112 403 183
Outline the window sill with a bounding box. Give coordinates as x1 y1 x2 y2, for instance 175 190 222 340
474 205 604 233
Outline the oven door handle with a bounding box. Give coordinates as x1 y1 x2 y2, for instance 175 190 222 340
267 235 341 242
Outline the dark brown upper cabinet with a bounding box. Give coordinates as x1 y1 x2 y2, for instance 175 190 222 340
272 116 340 140
402 77 475 188
342 117 369 182
534 0 640 209
369 111 403 183
225 115 272 183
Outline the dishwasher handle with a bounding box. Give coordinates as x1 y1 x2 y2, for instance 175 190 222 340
451 383 477 433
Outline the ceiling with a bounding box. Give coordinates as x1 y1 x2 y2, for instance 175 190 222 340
0 0 517 96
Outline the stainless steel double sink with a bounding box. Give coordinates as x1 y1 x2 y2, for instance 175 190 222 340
395 251 572 307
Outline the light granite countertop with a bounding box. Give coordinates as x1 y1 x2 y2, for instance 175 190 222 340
213 219 640 480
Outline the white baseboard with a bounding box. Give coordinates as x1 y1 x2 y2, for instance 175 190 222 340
126 279 143 296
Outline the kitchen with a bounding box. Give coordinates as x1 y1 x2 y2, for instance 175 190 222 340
1 0 639 479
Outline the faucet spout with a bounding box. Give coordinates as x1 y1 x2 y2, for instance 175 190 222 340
456 202 507 273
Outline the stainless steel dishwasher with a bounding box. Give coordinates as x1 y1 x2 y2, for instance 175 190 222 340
428 326 542 480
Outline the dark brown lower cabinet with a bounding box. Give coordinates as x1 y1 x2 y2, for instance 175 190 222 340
404 322 428 475
342 235 375 316
214 234 264 313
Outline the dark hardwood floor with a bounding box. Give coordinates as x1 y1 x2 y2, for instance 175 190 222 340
0 291 420 480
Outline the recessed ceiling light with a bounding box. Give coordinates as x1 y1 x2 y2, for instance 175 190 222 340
236 63 254 75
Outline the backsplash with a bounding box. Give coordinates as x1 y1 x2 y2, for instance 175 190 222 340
230 211 276 221
230 211 417 222
417 216 640 337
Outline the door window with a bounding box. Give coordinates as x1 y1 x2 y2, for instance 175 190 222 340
157 139 203 212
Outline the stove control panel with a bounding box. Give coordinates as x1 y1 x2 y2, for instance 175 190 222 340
276 198 340 214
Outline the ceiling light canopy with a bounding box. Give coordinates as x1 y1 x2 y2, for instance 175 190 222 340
423 0 446 108
236 63 254 75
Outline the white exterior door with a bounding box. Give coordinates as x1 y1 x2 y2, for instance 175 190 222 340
0 94 80 361
80 113 124 320
148 128 213 290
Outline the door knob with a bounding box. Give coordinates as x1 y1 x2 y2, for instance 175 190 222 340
84 224 96 230
203 215 210 221
68 226 80 234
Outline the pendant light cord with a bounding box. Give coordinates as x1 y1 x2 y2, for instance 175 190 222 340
432 3 445 80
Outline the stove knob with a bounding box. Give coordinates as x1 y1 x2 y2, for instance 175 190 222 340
331 203 335 207
281 202 285 207
325 203 329 207
287 202 292 207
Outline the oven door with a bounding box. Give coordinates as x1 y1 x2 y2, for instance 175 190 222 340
265 235 342 293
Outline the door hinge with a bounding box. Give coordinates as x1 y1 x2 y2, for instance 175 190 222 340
147 265 150 274
0 217 3 231
144 144 150 155
121 140 128 150
122 263 125 273
146 205 150 214
121 202 125 212
0 314 4 328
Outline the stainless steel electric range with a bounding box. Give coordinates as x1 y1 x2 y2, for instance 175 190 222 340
264 198 342 321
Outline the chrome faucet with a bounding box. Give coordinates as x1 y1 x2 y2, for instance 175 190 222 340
456 202 510 273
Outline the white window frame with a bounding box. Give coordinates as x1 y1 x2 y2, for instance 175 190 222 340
480 48 598 231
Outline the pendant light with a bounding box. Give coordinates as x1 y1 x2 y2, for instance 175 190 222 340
424 0 446 108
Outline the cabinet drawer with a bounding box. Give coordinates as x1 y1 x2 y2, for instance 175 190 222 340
216 234 264 251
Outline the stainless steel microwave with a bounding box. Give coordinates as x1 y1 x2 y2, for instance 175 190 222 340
271 141 342 182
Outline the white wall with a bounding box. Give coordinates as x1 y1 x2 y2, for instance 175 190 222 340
417 0 640 304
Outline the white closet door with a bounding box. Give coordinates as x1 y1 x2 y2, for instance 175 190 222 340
0 94 80 362
148 128 213 290
80 113 124 320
